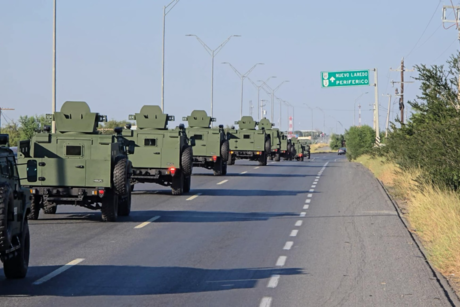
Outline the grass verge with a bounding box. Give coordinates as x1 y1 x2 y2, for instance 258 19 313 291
355 154 460 292
310 143 335 153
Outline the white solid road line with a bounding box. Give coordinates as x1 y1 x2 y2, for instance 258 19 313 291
240 171 248 174
295 220 303 226
267 275 280 288
276 256 287 267
300 212 306 217
283 241 294 250
134 216 161 229
217 180 228 185
290 229 298 237
33 258 85 285
186 193 202 201
307 194 313 198
259 297 273 307
305 199 311 203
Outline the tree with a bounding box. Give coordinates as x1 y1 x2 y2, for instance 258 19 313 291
99 120 133 134
344 125 375 160
1 121 20 147
329 133 344 150
18 115 52 141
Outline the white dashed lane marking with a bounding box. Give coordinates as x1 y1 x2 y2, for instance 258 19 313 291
305 199 311 203
309 189 314 192
299 212 306 217
307 194 313 198
217 180 228 185
276 256 287 267
134 216 161 229
260 297 273 307
186 193 202 201
283 241 294 250
267 275 280 288
303 205 309 209
295 220 303 226
290 230 298 237
240 171 248 174
33 258 85 285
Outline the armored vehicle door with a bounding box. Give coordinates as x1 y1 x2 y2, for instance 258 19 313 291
136 131 165 166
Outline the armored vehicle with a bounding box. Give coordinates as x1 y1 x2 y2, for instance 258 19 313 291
123 105 193 195
258 118 281 162
18 101 133 222
279 132 292 161
290 137 305 161
299 140 311 159
227 116 270 166
0 135 32 279
183 110 229 176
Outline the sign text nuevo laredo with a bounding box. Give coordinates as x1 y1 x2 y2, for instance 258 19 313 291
321 70 370 88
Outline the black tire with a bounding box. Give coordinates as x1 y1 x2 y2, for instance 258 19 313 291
0 185 13 249
3 220 29 279
213 158 223 176
258 152 267 166
130 184 135 192
171 172 184 195
183 175 191 193
265 139 271 154
221 162 227 175
27 195 41 220
101 190 118 222
43 201 57 214
181 146 193 176
269 155 273 161
118 188 131 217
228 154 235 165
221 141 229 162
275 153 281 162
113 158 129 195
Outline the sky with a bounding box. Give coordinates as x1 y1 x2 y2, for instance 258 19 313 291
0 0 458 134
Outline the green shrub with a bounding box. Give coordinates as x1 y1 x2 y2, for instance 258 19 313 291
344 125 375 160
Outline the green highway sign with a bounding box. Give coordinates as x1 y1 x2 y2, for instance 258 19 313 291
321 70 370 88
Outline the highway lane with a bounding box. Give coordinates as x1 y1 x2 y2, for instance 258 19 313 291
0 154 454 307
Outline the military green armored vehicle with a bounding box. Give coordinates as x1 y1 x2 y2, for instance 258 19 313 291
0 135 32 279
227 116 270 166
290 137 305 161
279 132 292 161
299 140 311 160
183 110 229 176
124 105 193 195
18 101 133 222
258 118 281 162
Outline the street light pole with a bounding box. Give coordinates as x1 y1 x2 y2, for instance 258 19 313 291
303 103 314 132
315 107 325 133
186 34 240 120
354 92 368 126
222 62 264 118
51 0 57 133
259 79 289 123
248 77 272 121
161 0 180 112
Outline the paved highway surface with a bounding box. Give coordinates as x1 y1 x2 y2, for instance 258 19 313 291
0 154 454 307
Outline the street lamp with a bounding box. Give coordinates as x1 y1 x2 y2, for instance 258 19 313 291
161 0 180 112
51 0 57 133
258 79 289 124
354 92 368 126
315 107 325 133
186 34 240 120
247 77 271 121
222 62 264 118
303 103 314 132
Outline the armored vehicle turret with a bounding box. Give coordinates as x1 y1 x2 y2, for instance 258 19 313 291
183 110 229 176
123 105 193 195
18 101 133 222
227 116 271 166
259 118 281 162
0 135 32 279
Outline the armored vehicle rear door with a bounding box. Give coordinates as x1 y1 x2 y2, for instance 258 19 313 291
136 131 164 166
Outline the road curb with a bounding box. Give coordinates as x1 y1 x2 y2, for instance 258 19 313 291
369 167 460 307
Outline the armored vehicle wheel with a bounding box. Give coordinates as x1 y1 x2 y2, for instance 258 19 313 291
301 157 304 161
269 155 273 161
258 152 267 166
221 162 227 175
183 175 191 193
3 220 29 279
171 172 184 195
221 141 229 162
130 184 135 192
118 188 131 217
43 201 57 214
265 139 271 153
228 154 235 165
213 158 224 176
275 153 281 162
27 195 41 220
101 190 118 222
114 158 129 196
181 146 193 176
307 154 311 159
0 186 13 249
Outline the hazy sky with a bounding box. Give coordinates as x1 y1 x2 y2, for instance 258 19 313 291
0 0 457 134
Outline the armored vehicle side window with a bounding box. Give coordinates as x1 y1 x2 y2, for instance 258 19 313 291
243 135 251 139
0 157 13 178
7 157 18 178
144 139 157 146
194 135 203 140
66 146 82 156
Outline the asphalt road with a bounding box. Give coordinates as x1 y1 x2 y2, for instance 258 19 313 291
0 153 454 307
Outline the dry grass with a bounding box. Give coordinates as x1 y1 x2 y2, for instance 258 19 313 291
310 143 335 153
356 155 460 285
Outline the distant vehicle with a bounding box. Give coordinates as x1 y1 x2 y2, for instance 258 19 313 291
338 147 347 155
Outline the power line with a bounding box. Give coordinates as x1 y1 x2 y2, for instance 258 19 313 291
406 0 442 58
434 38 458 62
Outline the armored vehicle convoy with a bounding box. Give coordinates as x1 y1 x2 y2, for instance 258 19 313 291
183 110 229 176
0 135 32 279
258 118 281 162
227 116 270 166
18 101 133 222
123 105 193 195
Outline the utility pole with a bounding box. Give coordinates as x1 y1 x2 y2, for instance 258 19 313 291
51 0 57 133
442 5 460 108
382 94 392 138
391 58 414 124
0 108 15 133
249 100 253 116
373 68 380 146
358 104 362 126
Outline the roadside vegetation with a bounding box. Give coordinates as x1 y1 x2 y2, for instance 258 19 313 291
348 53 460 291
329 133 344 150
